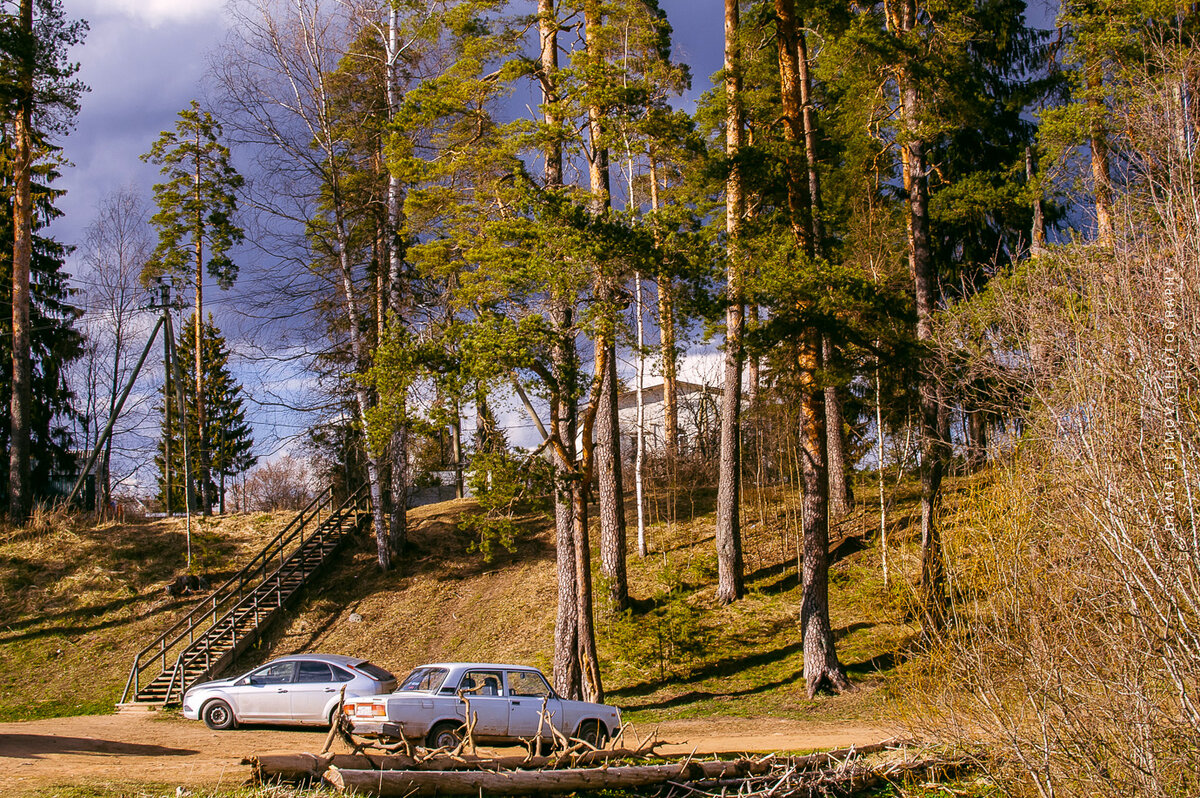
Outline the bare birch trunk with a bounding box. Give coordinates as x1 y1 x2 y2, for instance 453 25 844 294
1087 60 1114 247
649 159 678 459
635 271 647 558
385 3 408 556
876 356 888 587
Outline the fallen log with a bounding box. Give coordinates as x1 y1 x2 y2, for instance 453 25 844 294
246 752 428 783
325 761 709 796
247 747 672 783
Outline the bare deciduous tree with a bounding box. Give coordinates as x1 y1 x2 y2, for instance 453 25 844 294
72 187 156 508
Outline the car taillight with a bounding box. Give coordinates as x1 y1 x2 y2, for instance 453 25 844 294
344 703 357 715
371 703 387 717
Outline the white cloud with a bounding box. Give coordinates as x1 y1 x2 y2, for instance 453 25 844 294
80 0 224 27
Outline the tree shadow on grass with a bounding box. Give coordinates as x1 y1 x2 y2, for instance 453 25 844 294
621 668 806 712
610 641 805 700
0 594 145 635
0 735 197 758
844 649 901 678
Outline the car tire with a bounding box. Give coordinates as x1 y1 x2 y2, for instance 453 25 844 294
575 719 608 748
426 720 464 750
202 699 237 731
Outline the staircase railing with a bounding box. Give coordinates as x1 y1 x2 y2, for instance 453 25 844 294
119 484 370 704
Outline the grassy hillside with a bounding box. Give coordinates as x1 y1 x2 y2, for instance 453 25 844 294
0 510 293 721
0 479 930 726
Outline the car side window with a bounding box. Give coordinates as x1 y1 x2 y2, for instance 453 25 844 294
296 661 334 683
330 665 355 683
507 670 552 698
459 670 504 697
249 661 297 685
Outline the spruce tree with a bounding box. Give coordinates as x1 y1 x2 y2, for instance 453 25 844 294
157 314 254 513
0 159 82 509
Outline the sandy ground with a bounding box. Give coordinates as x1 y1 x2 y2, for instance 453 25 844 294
0 712 895 795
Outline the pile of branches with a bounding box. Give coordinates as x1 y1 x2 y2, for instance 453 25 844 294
248 740 976 796
244 693 975 795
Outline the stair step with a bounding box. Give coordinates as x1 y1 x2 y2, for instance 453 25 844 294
121 488 365 708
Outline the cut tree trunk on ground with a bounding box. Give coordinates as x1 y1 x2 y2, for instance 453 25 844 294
248 749 677 783
326 762 710 796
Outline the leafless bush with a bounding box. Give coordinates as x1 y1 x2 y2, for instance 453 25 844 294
912 45 1200 798
231 455 316 512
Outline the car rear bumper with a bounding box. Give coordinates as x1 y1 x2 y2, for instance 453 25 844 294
348 720 406 738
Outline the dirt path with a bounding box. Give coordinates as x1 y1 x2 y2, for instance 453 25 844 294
0 712 894 795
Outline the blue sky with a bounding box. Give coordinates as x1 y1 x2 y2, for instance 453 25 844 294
49 0 731 484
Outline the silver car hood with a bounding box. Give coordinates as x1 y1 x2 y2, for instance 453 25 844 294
188 677 237 692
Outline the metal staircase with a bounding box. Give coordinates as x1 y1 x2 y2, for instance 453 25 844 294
119 484 371 708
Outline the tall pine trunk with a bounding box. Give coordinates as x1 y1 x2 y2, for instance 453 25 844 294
193 140 211 515
799 332 851 696
792 19 852 517
8 0 34 523
540 0 585 701
895 0 947 630
715 0 746 606
777 0 850 694
585 0 629 614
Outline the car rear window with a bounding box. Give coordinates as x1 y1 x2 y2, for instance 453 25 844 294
354 662 396 682
398 667 449 692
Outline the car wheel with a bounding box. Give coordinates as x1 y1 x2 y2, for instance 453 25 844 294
202 699 237 731
425 720 464 750
576 720 607 748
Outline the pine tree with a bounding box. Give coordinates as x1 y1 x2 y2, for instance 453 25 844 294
142 101 244 516
157 314 254 513
1 0 86 521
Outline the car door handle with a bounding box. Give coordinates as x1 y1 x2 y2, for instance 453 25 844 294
276 689 288 693
511 701 520 706
324 688 336 692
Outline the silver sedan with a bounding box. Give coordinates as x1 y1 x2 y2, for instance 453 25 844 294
182 653 397 730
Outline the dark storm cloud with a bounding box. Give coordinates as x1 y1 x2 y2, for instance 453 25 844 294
51 1 228 266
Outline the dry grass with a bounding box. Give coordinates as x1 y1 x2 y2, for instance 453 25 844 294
0 512 292 721
0 472 932 727
256 479 924 727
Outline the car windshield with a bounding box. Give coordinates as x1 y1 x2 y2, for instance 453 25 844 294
398 666 449 692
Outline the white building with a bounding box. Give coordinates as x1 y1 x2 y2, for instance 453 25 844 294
615 380 723 457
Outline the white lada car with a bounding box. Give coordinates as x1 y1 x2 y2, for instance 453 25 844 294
343 662 621 749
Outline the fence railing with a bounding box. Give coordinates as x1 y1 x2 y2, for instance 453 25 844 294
119 485 369 705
